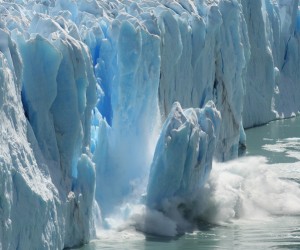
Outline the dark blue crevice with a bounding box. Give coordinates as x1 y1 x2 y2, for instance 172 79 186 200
21 87 29 120
281 35 292 71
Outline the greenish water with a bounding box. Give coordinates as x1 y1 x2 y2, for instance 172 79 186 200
79 117 300 250
82 216 300 250
246 117 300 163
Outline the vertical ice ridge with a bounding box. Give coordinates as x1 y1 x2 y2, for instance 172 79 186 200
241 0 277 128
93 17 161 216
1 7 98 248
146 101 221 208
0 29 64 250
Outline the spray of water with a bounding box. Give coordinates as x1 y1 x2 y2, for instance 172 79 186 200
96 156 300 238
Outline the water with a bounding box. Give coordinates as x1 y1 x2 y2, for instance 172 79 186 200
246 117 300 164
79 117 300 250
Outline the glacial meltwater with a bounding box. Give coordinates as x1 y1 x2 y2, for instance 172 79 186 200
79 117 300 250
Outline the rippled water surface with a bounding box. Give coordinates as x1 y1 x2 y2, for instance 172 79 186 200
79 117 300 250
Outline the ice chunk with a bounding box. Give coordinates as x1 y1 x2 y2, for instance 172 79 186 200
147 101 221 208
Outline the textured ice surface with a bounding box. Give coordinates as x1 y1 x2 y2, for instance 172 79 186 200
0 31 64 249
0 0 300 248
0 5 97 249
147 101 221 208
242 0 300 127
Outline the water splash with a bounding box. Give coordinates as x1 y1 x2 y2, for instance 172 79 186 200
96 156 300 237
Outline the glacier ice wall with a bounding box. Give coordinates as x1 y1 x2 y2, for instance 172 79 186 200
0 3 98 249
241 0 277 128
242 0 300 127
92 19 161 216
88 0 299 218
0 0 300 248
86 0 251 217
274 0 300 117
0 30 64 249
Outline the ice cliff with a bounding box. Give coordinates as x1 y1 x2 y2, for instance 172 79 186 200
0 0 299 249
0 8 97 249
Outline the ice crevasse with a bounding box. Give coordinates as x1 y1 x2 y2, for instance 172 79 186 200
0 0 299 249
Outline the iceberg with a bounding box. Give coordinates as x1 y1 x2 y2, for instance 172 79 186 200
0 0 300 248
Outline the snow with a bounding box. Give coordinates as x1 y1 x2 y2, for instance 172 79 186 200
0 0 300 249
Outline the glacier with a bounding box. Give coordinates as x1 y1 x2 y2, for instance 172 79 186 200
0 0 300 249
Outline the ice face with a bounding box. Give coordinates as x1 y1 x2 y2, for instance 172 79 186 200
91 18 162 216
0 30 64 250
242 0 279 128
89 1 250 218
0 4 97 249
275 1 300 117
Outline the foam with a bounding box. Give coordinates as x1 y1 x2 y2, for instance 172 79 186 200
263 137 300 160
100 156 300 237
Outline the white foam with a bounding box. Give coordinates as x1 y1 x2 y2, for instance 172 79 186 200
205 157 300 221
98 156 300 237
262 137 300 160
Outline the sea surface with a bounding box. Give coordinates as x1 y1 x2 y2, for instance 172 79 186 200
79 117 300 250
